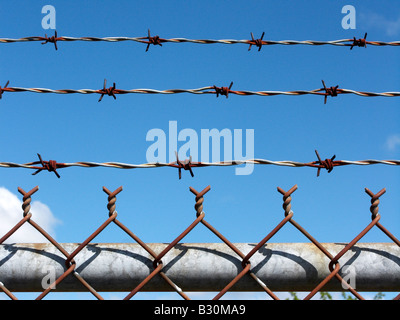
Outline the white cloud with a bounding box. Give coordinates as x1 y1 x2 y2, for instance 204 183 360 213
0 187 60 243
385 134 400 151
360 12 400 36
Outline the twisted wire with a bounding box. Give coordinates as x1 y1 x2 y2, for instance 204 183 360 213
103 186 123 216
194 194 204 217
2 84 400 99
17 186 39 217
365 188 386 219
0 157 399 177
0 159 398 169
1 35 399 47
21 193 32 217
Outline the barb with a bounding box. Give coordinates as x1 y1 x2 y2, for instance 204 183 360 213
40 30 59 50
98 79 117 102
0 151 399 177
1 81 399 102
248 32 265 51
172 152 194 179
0 80 9 99
351 33 367 50
321 80 339 104
29 153 64 178
142 29 165 51
213 82 233 98
1 32 399 49
311 150 338 177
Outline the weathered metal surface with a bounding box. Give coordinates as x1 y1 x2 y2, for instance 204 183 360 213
0 242 398 292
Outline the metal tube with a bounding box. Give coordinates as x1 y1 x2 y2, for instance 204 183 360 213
0 243 399 292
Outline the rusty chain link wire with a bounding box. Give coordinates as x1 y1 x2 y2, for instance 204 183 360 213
0 184 399 300
1 30 399 51
0 151 398 179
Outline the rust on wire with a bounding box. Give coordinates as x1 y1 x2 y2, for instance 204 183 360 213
0 184 399 300
213 81 233 98
321 80 340 104
142 29 166 51
173 151 194 179
18 186 39 216
40 30 60 50
275 185 362 300
274 185 362 300
102 186 190 300
1 186 99 300
363 188 400 301
365 187 386 219
248 32 265 51
128 186 213 299
98 79 117 102
168 152 209 179
350 33 367 50
310 150 340 177
103 186 123 216
232 185 299 300
0 80 9 99
306 187 391 300
0 186 38 245
29 153 64 178
189 185 249 300
38 186 126 300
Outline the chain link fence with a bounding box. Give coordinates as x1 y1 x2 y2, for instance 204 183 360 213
0 184 399 300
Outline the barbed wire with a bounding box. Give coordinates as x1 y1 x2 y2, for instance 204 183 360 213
1 79 399 103
1 151 399 179
1 30 399 51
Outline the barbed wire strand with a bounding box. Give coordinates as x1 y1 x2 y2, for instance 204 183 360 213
1 80 399 103
1 151 399 179
1 30 399 51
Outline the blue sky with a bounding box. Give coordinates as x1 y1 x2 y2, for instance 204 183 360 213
0 1 399 300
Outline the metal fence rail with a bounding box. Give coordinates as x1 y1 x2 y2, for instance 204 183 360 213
2 243 399 293
0 184 399 300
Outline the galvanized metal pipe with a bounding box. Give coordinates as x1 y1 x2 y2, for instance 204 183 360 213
0 243 399 292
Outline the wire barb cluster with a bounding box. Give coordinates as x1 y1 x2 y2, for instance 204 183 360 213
351 32 368 50
0 80 9 99
30 153 61 178
41 30 59 50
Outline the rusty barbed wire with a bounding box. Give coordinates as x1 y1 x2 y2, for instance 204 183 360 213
1 79 399 102
0 151 398 178
1 30 399 51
